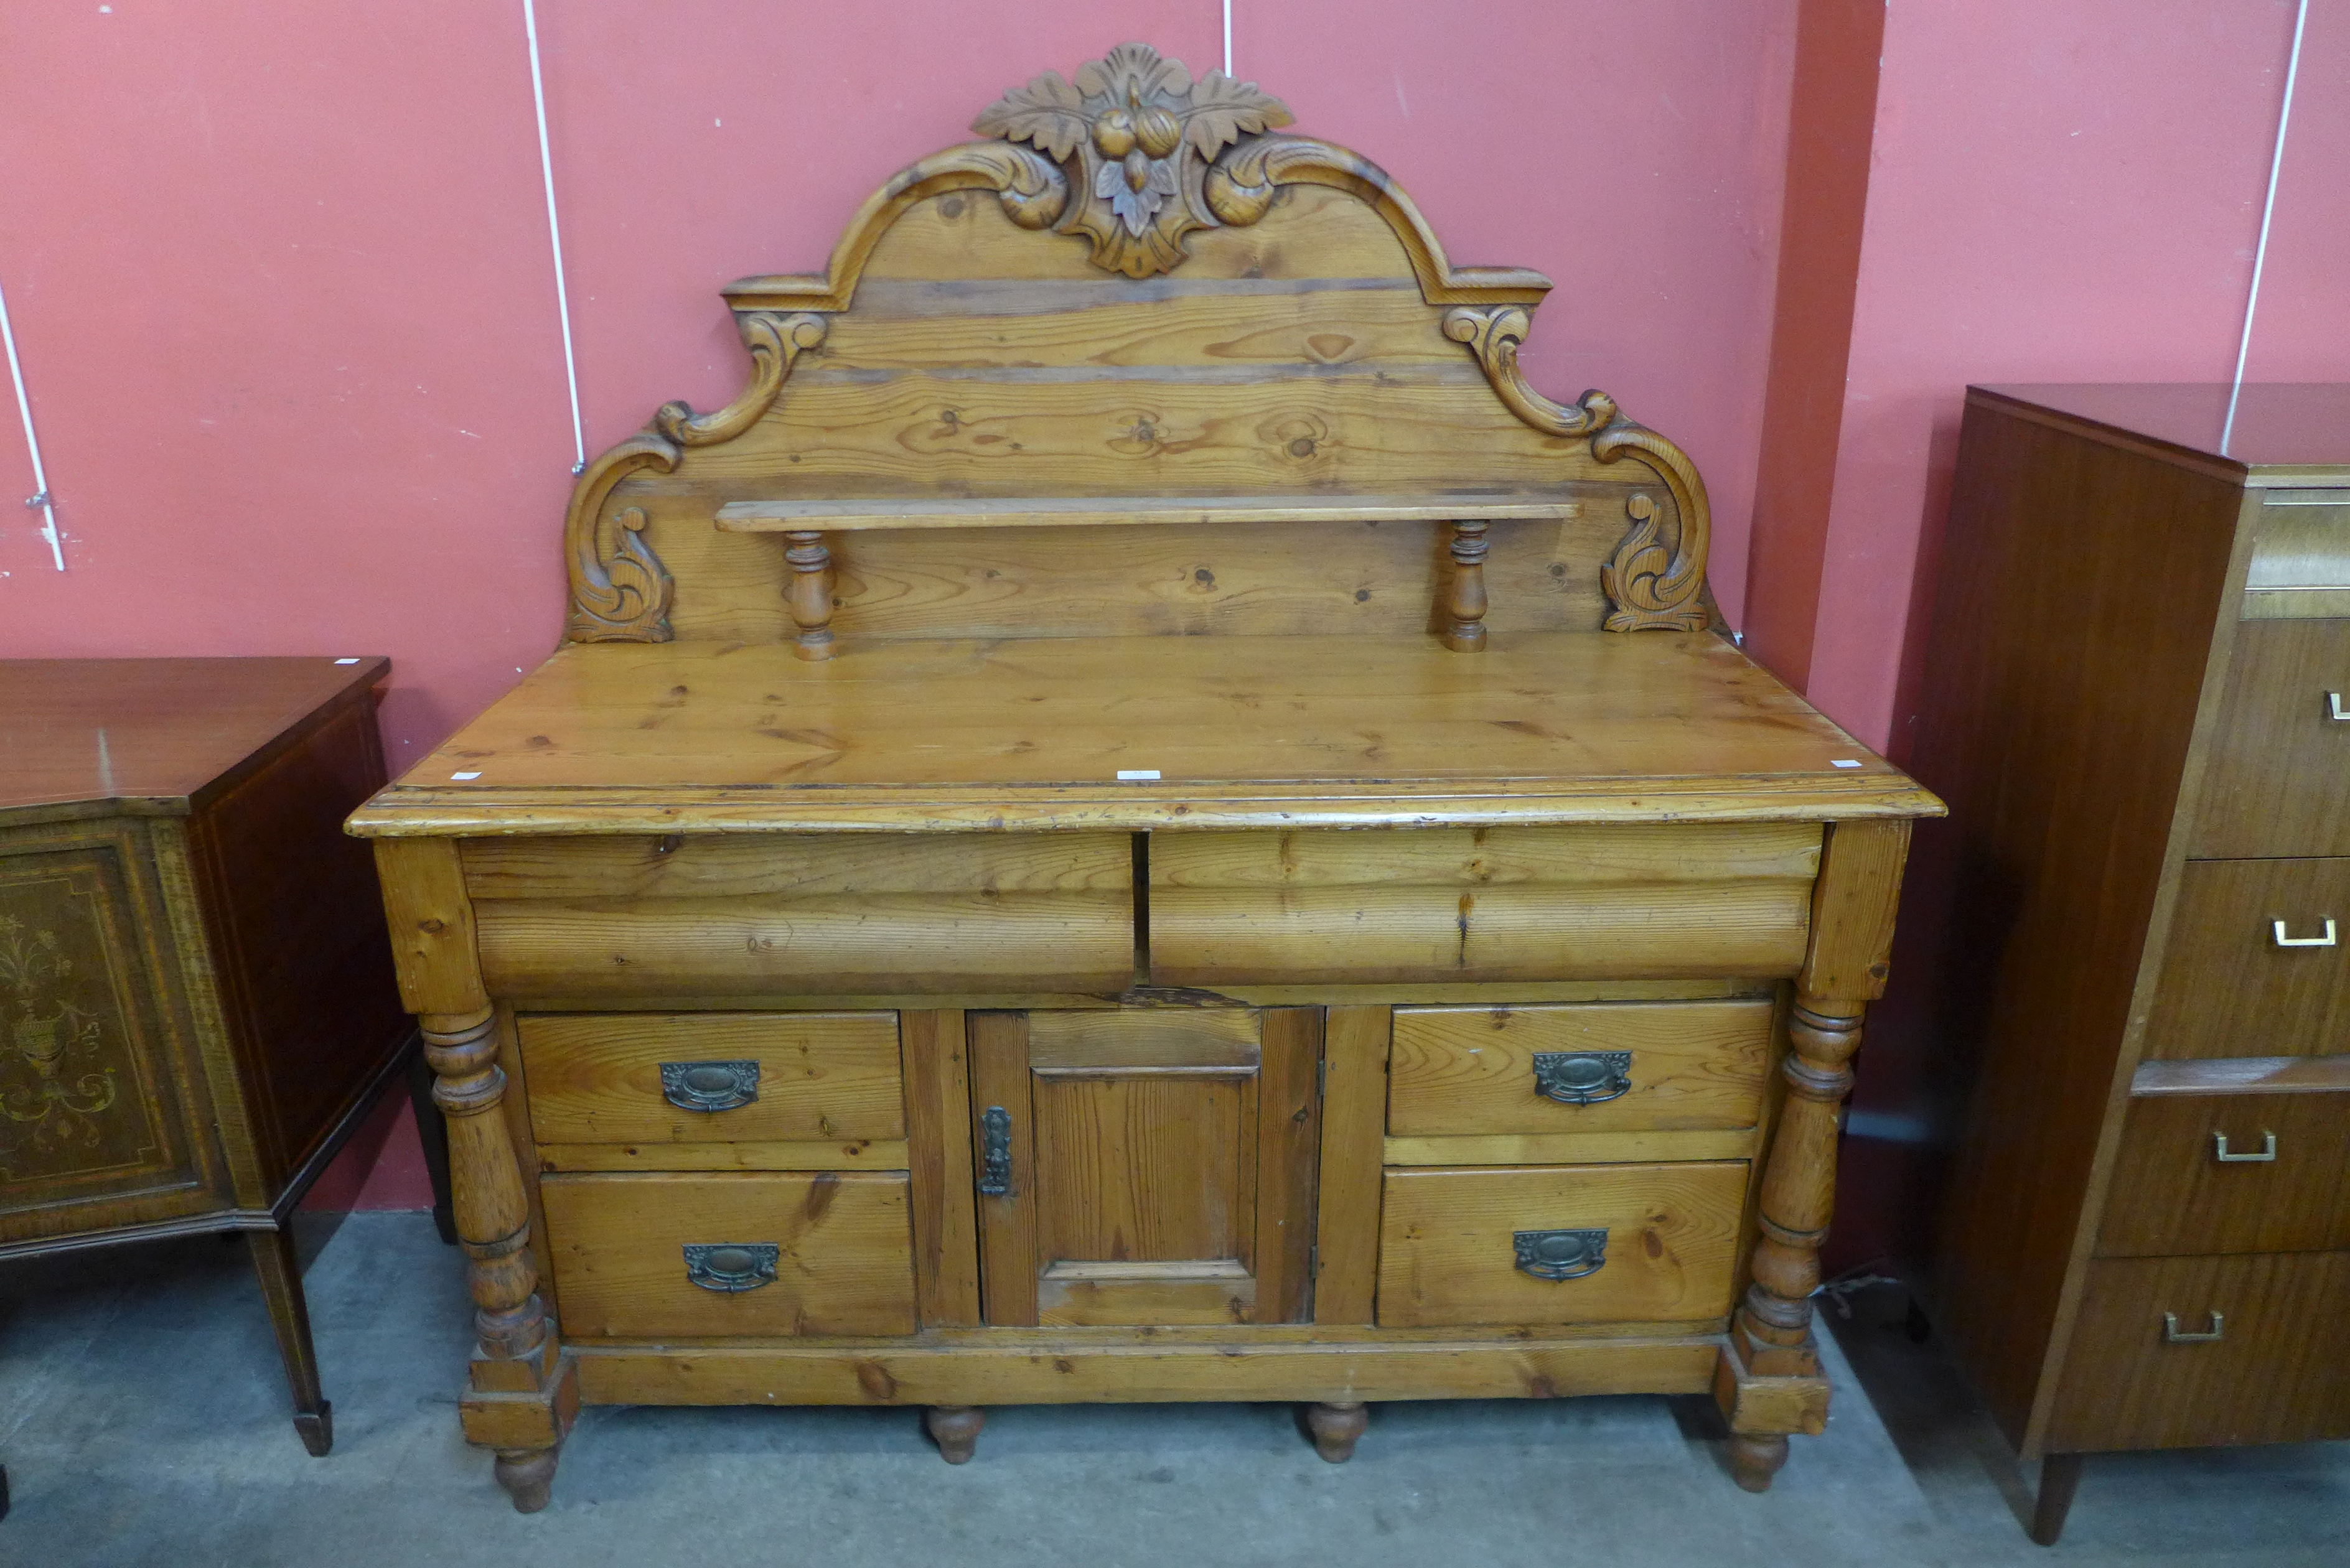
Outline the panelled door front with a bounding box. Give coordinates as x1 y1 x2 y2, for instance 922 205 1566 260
968 1007 1322 1325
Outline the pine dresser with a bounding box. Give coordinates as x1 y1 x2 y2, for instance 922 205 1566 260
346 44 1942 1512
1903 385 2350 1543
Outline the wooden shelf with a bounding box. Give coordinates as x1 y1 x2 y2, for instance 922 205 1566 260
713 493 1580 533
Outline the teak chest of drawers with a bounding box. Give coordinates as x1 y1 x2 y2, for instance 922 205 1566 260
1903 385 2350 1543
348 44 1940 1512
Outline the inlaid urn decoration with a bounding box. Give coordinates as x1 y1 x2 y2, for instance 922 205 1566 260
973 42 1292 278
0 910 115 1150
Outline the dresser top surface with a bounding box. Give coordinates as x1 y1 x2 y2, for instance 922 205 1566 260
350 633 1939 836
0 656 386 814
1973 384 2350 478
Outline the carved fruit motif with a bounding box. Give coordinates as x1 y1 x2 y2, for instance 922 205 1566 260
972 42 1291 277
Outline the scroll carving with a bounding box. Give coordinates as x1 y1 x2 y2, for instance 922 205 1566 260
1441 305 1713 633
974 42 1291 279
563 434 679 643
653 312 828 448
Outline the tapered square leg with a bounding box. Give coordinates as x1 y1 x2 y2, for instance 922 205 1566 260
245 1228 333 1456
2031 1454 2084 1546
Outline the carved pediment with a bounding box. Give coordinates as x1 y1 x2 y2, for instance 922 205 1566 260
973 42 1292 279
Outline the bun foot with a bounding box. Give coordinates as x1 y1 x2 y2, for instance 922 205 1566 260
925 1405 985 1464
1307 1401 1367 1463
293 1401 334 1457
494 1446 561 1513
1730 1432 1789 1493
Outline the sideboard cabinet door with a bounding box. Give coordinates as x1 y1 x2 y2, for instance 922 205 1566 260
967 1008 1322 1327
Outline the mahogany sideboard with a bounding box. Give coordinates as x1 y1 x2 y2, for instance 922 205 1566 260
0 656 439 1457
1900 385 2350 1543
348 44 1942 1512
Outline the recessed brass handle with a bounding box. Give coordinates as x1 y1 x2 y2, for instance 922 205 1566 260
2329 692 2349 721
683 1243 779 1292
2272 918 2338 948
2162 1310 2224 1344
2213 1130 2277 1162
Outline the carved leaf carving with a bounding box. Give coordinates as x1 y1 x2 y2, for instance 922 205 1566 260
971 70 1089 161
970 43 1291 278
1184 70 1290 158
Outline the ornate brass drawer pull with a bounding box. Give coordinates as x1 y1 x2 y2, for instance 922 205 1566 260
2329 692 2349 721
2212 1130 2277 1162
1514 1228 1608 1281
2162 1310 2224 1344
2271 918 2338 948
1532 1051 1632 1106
660 1059 761 1112
978 1105 1013 1197
682 1243 779 1293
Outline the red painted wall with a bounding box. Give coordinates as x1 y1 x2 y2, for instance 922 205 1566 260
1 3 1800 1208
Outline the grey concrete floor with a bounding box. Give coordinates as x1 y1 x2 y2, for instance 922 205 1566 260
2 1213 2344 1566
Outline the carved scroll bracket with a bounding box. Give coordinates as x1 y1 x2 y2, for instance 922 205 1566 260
655 312 828 448
563 434 679 643
1441 304 1713 633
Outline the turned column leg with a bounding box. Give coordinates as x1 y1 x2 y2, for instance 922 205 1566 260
1734 996 1863 1379
784 530 836 660
1441 520 1489 651
925 1405 985 1464
245 1227 333 1455
1306 1401 1368 1462
426 1008 566 1512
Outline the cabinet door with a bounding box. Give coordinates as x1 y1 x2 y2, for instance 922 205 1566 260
1 826 215 1241
967 1008 1321 1326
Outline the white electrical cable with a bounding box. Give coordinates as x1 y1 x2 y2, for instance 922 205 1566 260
1223 0 1233 76
523 0 588 474
0 273 63 571
2222 0 2308 457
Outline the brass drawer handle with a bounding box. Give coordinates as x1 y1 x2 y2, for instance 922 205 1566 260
682 1243 779 1293
1514 1228 1608 1281
2212 1130 2277 1162
2162 1310 2224 1344
2330 692 2349 721
1532 1051 1632 1106
2271 918 2337 948
660 1059 760 1112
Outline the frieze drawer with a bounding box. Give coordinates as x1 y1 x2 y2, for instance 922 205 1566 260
540 1170 919 1338
519 1011 906 1156
1374 1162 1746 1328
463 832 1135 998
1387 999 1773 1136
1149 824 1822 986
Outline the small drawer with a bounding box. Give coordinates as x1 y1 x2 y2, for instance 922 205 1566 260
2145 859 2350 1059
1374 1162 1746 1328
2189 618 2350 857
1149 824 1820 986
540 1171 917 1337
2098 1084 2350 1256
520 1012 906 1150
1387 1000 1772 1137
2048 1252 2350 1452
466 830 1135 998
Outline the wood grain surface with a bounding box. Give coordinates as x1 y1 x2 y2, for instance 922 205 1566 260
2095 1087 2350 1256
2191 620 2350 856
517 1012 904 1146
1312 1006 1390 1325
2046 1251 2350 1452
1386 1000 1773 1135
1375 1163 1746 1328
540 1170 917 1338
2143 857 2350 1060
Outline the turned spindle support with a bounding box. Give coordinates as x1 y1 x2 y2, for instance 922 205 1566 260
784 530 836 660
1442 519 1489 651
925 1404 986 1463
1733 995 1865 1380
1306 1401 1368 1462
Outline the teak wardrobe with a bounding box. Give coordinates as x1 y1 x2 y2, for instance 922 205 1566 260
347 44 1940 1510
